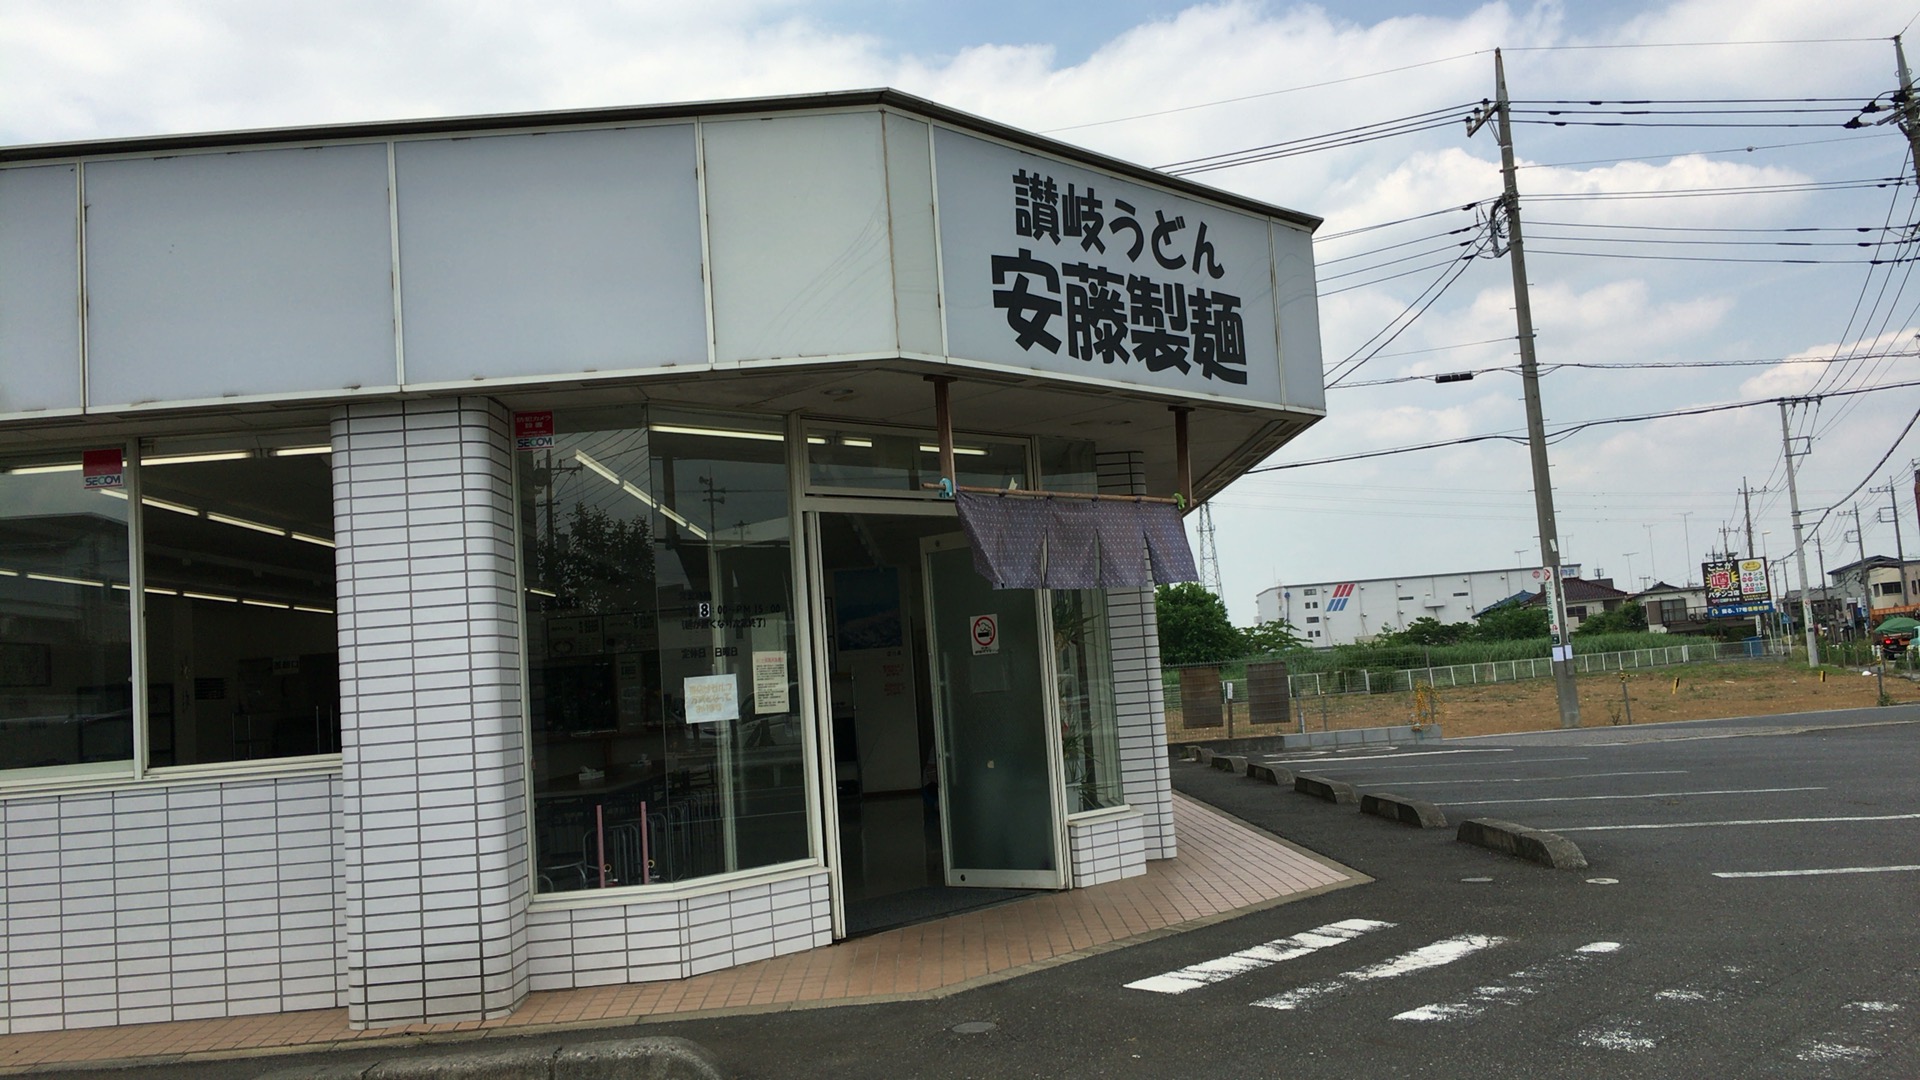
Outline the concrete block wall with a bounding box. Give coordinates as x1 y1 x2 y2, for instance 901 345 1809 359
332 397 530 1028
526 870 831 990
1096 451 1176 860
1067 811 1148 887
0 774 344 1034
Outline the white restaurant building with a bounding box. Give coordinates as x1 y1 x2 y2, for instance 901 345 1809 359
0 91 1326 1032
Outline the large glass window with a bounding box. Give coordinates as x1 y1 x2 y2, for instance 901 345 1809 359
521 409 807 893
137 438 338 766
0 452 134 780
1053 588 1123 813
806 424 1028 495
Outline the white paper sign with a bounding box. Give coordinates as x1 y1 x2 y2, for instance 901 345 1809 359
752 650 789 714
683 674 739 724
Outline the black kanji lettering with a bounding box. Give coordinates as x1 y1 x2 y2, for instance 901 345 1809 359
1012 170 1061 244
1129 275 1189 373
992 250 1063 353
1063 185 1106 253
1063 262 1128 364
1190 288 1248 384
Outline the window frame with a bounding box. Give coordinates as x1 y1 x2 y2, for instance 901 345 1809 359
0 431 344 798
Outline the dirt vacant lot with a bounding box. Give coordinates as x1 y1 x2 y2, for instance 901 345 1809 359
1169 659 1920 743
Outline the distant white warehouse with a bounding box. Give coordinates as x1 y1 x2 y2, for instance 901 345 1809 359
1256 566 1554 645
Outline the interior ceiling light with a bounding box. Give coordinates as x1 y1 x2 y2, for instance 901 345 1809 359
29 572 106 588
651 423 783 443
206 511 286 536
839 437 874 448
142 496 198 516
918 443 989 457
183 591 239 603
5 463 82 474
242 599 292 609
291 532 335 548
293 605 334 615
143 451 251 466
572 449 709 540
270 445 332 457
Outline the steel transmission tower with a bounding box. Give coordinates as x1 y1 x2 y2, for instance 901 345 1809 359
1197 502 1223 597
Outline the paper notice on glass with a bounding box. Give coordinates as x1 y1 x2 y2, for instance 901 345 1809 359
752 650 789 714
683 674 739 724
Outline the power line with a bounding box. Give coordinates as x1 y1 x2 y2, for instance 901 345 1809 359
1516 135 1884 169
1528 248 1920 265
1041 50 1487 133
1252 380 1920 471
1503 37 1886 51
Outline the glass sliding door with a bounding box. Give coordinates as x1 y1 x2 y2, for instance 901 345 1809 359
920 534 1064 889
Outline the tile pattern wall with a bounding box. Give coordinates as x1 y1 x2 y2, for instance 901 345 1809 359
1067 812 1148 887
0 774 344 1034
1096 451 1177 861
332 397 529 1028
526 870 832 990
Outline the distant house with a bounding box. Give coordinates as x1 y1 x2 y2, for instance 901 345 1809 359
1827 555 1920 629
1518 575 1631 631
1633 581 1706 632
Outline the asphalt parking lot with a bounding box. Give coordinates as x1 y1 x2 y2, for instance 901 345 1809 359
109 706 1920 1080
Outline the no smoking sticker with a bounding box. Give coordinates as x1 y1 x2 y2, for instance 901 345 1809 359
969 614 999 656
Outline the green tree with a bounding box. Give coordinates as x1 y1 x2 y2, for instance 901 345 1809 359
1472 602 1550 641
1239 619 1303 656
1574 600 1648 637
1154 582 1242 665
1377 616 1473 647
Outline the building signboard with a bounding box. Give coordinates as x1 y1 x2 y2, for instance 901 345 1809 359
935 127 1293 408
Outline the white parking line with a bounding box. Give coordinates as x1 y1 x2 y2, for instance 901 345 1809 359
1436 786 1824 806
1383 770 1687 788
1268 755 1591 772
1251 933 1507 1011
1124 919 1393 995
1712 865 1920 878
1265 748 1517 763
1556 812 1920 832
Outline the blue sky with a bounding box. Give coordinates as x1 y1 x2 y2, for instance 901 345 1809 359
4 0 1917 622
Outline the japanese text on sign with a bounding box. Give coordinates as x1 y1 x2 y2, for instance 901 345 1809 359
991 170 1248 386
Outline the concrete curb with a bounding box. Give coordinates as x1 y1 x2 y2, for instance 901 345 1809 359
1169 724 1441 760
1292 774 1359 805
1455 818 1588 870
1246 762 1293 786
252 1037 727 1080
1211 754 1249 773
1359 792 1447 828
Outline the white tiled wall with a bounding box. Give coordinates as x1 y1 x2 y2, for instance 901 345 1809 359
332 397 530 1028
1096 451 1177 861
1067 812 1147 887
0 774 345 1035
527 870 831 990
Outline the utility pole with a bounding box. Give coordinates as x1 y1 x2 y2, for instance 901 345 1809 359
1851 504 1867 565
1680 511 1694 584
1871 476 1909 607
1740 479 1758 558
1467 49 1580 729
1740 478 1763 643
1780 402 1819 666
1816 533 1830 639
1893 37 1920 178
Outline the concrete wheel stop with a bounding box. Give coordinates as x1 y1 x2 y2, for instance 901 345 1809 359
1455 817 1588 869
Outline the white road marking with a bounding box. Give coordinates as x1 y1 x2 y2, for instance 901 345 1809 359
1394 941 1621 1023
1849 1001 1901 1012
1578 1022 1658 1052
1124 919 1393 995
1556 812 1920 832
1265 747 1515 761
1251 933 1507 1011
1436 786 1825 806
1383 769 1687 788
1264 754 1591 772
1712 864 1920 878
1797 1042 1875 1063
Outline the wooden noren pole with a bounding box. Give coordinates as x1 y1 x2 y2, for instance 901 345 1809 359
927 375 956 491
1172 406 1192 508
